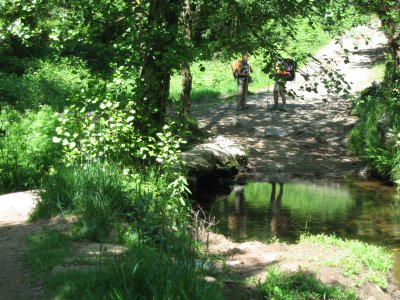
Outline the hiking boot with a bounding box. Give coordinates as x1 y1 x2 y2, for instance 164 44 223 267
271 104 278 111
279 105 288 111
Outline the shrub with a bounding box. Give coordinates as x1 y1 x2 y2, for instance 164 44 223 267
0 105 61 193
53 68 186 169
348 60 400 184
0 57 90 111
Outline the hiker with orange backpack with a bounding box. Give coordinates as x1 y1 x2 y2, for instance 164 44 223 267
272 58 296 111
232 54 252 110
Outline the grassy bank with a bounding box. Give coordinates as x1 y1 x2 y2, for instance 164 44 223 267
348 59 400 184
25 227 393 299
0 105 62 193
257 267 357 299
256 234 392 299
300 234 392 288
26 161 224 299
24 229 223 300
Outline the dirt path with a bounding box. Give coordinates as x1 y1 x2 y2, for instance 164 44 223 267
0 192 43 300
193 22 388 181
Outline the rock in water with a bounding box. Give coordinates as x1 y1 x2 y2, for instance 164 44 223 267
181 136 247 191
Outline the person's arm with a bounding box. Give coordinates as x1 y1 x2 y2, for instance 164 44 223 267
237 71 250 76
237 65 251 76
237 68 249 76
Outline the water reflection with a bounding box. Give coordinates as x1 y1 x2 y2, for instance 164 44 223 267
199 179 400 282
269 182 289 237
227 186 246 238
205 180 359 242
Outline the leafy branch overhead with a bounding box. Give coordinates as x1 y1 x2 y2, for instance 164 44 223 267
0 0 399 171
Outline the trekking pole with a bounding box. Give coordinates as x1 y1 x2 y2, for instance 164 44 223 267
244 74 249 109
267 76 271 110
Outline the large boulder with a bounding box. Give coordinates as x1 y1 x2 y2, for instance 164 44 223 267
181 136 247 191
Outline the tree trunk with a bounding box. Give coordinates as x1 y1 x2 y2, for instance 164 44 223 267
139 0 181 130
181 61 192 126
378 2 400 67
180 0 193 127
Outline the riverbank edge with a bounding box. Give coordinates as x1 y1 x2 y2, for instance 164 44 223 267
21 217 400 300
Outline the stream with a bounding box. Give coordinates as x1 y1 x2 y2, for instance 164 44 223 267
196 178 400 284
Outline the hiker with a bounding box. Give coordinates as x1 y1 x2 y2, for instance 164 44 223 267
272 59 288 111
232 54 252 110
272 59 295 111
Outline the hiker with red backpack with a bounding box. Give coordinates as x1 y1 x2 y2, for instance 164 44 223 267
272 58 296 111
232 54 252 110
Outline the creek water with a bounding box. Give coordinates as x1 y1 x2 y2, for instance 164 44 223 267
196 178 400 284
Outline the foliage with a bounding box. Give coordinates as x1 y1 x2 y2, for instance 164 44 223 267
170 19 333 102
0 57 90 111
257 267 356 300
0 0 55 57
0 105 61 193
348 58 400 183
52 68 186 168
300 233 393 288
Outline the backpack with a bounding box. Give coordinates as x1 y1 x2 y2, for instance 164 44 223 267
231 60 252 82
282 59 296 81
231 60 241 79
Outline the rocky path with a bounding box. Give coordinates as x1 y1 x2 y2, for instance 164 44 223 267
193 22 388 181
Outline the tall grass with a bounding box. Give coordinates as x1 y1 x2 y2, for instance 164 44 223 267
32 162 137 241
24 229 72 281
46 243 223 300
32 161 192 245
